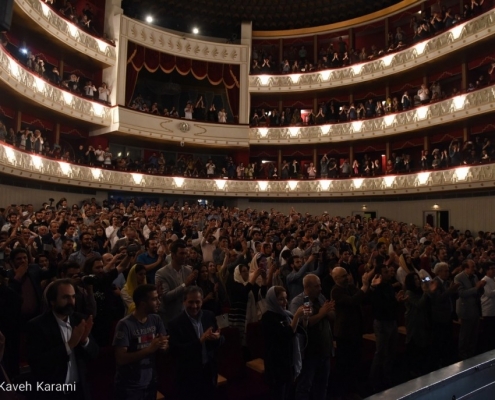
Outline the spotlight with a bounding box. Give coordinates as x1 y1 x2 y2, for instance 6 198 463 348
145 16 153 23
192 27 199 34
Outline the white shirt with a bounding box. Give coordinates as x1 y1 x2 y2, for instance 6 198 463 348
481 275 495 317
53 313 88 385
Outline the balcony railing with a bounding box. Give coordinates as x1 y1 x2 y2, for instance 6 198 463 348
0 47 113 125
15 0 116 65
1 144 493 197
249 9 495 93
249 87 495 144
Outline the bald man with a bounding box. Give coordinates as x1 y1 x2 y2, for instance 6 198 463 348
290 274 334 400
331 267 378 397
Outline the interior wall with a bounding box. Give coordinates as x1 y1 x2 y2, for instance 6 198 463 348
233 196 494 232
0 185 108 209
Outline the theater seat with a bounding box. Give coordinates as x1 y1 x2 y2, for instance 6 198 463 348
245 358 265 374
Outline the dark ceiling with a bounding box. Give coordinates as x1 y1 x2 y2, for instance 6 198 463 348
121 0 401 39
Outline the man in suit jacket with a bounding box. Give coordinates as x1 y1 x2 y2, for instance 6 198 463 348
429 262 459 367
168 286 224 400
155 240 197 327
26 279 98 400
454 260 486 360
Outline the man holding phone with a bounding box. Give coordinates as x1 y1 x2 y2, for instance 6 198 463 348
290 274 334 400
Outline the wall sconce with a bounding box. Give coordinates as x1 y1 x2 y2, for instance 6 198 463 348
362 205 367 210
432 204 440 209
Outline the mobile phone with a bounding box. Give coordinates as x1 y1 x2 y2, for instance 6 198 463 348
422 276 431 283
303 295 311 316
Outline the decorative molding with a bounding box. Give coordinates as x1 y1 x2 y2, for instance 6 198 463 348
0 144 494 197
0 47 112 125
249 10 495 93
91 108 250 147
249 87 495 144
121 16 249 65
15 0 116 65
89 85 495 146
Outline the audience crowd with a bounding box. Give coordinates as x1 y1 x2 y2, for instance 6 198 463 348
0 198 494 399
250 0 487 75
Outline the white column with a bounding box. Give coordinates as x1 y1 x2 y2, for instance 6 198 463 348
239 21 252 124
103 0 123 106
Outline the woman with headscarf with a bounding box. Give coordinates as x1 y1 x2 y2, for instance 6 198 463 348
346 235 357 255
261 286 306 400
120 264 147 315
397 253 419 288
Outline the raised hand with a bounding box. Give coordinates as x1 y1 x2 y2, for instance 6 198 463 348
68 320 86 349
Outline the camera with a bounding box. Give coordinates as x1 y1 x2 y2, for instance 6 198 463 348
82 274 97 285
127 244 140 257
421 276 431 283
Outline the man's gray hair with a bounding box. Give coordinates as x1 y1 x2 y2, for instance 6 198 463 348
433 262 449 275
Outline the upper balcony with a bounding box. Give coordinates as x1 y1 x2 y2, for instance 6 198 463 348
120 16 249 65
14 0 116 67
0 46 112 126
0 142 493 198
248 8 495 94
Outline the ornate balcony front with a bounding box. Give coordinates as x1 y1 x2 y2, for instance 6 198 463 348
249 9 495 93
249 87 495 145
0 144 493 197
15 0 116 66
0 47 113 126
121 16 249 64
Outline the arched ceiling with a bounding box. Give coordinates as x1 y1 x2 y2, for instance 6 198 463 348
122 0 401 39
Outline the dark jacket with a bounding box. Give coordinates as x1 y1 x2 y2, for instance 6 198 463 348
261 311 296 384
168 310 224 380
26 311 99 400
331 284 367 339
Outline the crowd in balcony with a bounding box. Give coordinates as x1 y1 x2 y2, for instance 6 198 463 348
43 0 114 44
129 94 230 123
250 0 487 75
0 117 493 182
0 197 495 399
250 66 492 128
0 34 112 105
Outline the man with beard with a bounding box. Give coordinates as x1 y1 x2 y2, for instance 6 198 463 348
26 279 98 400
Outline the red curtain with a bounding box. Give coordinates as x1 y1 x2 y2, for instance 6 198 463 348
125 42 240 118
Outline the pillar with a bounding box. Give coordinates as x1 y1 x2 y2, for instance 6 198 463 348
104 0 123 107
461 61 467 92
277 149 282 174
313 148 317 166
15 111 22 132
348 28 354 50
424 135 429 151
54 123 61 145
385 141 390 159
239 21 252 124
313 35 318 67
349 145 354 164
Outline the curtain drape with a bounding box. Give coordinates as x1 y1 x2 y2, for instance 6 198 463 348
125 42 240 119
